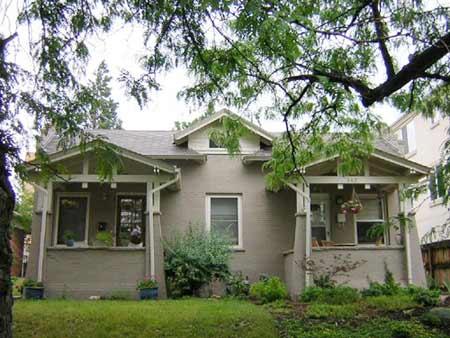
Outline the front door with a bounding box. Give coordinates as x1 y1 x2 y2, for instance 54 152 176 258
310 194 330 242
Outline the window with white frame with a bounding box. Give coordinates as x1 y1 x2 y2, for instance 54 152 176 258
206 195 242 247
400 122 417 154
355 195 384 244
429 165 445 201
56 195 89 245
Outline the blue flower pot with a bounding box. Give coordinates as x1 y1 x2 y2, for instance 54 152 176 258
65 239 75 247
139 287 158 300
24 287 44 300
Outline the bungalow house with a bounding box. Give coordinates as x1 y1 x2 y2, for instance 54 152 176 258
26 109 428 298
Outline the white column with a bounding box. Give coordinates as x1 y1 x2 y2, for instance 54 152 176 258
37 180 52 283
304 183 312 287
399 183 413 285
146 181 154 277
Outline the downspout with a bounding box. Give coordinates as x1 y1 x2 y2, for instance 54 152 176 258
31 183 48 283
286 182 312 288
148 169 181 277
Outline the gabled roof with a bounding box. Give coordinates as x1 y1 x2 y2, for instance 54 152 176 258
173 108 275 145
42 130 206 161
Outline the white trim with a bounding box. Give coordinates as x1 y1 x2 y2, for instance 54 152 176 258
174 109 274 144
114 192 147 248
54 192 90 246
310 193 331 241
354 194 386 246
53 174 171 183
205 194 243 250
304 176 417 184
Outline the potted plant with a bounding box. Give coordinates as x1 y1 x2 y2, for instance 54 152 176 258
63 230 76 247
95 230 113 247
367 223 387 246
341 199 363 214
23 279 44 299
137 277 158 300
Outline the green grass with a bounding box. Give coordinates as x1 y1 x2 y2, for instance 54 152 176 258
305 303 362 320
365 294 419 311
13 299 278 338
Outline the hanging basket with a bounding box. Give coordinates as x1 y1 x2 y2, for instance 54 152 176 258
341 187 363 214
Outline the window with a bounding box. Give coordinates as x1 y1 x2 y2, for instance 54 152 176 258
206 195 242 248
56 195 89 245
355 195 384 244
429 165 445 201
400 122 416 154
209 138 220 148
116 196 146 247
310 196 329 241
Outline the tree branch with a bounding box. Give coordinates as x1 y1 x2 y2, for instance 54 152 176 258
370 0 395 79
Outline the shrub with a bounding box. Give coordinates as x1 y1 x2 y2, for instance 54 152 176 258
365 295 418 311
305 303 361 320
250 277 288 303
164 226 232 298
362 267 401 297
313 275 336 289
300 286 323 303
22 279 43 288
409 287 440 307
300 285 360 305
226 272 250 298
106 290 133 300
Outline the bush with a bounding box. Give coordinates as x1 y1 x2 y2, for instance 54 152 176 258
106 290 133 300
365 295 418 311
226 272 250 298
407 287 440 307
313 275 336 289
164 227 232 298
300 285 360 305
250 277 288 303
305 303 361 320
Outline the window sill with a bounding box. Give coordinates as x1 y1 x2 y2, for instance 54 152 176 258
430 198 443 208
47 246 145 251
231 247 245 253
312 245 404 251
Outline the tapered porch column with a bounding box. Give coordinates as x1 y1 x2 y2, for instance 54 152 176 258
145 181 154 278
289 182 311 297
399 183 413 285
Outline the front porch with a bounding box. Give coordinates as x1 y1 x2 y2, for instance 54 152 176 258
282 154 428 297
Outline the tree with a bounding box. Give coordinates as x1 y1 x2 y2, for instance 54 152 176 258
0 1 449 336
84 61 122 130
13 187 34 234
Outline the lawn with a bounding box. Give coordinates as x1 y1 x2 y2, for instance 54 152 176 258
13 299 278 338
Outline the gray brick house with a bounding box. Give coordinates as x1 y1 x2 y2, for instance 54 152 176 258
27 109 428 298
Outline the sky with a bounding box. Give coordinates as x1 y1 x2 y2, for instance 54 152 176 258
2 0 405 144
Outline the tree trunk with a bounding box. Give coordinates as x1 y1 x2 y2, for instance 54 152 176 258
0 152 15 338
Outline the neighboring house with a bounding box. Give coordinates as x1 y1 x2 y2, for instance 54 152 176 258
390 113 449 243
27 109 428 298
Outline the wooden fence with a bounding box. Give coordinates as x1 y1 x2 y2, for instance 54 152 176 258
422 239 450 287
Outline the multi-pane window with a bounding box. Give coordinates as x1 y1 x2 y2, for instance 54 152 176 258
429 165 445 201
356 196 384 244
57 196 89 245
206 196 241 247
116 196 146 247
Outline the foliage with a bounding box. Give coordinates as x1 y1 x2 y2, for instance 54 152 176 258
313 275 335 289
12 277 24 297
300 285 360 305
12 188 33 233
95 231 113 247
164 227 231 298
62 231 76 242
226 272 250 298
305 303 361 320
105 290 133 300
365 295 418 311
22 279 43 288
362 264 401 297
13 299 278 338
406 287 441 307
136 278 158 290
421 307 450 328
208 115 249 155
249 277 288 304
